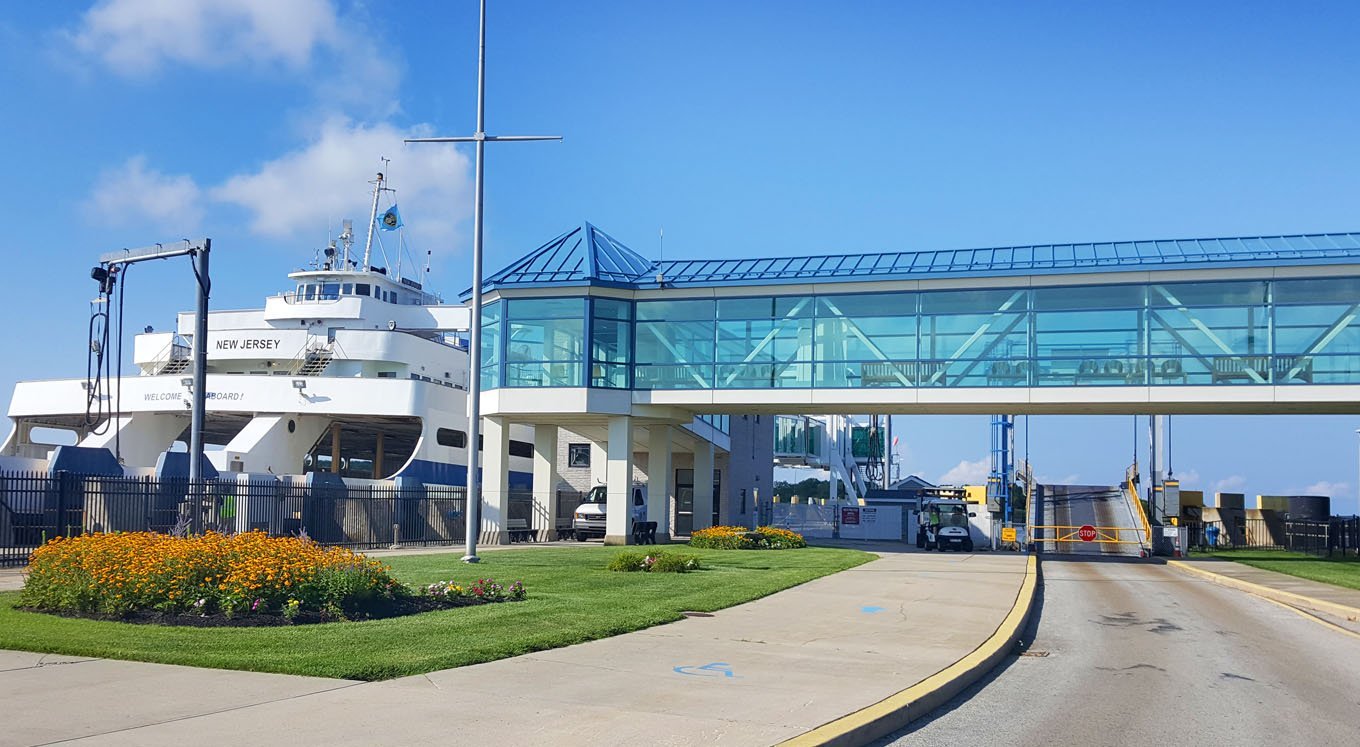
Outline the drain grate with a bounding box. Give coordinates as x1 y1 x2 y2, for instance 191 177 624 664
1019 650 1051 657
681 611 715 618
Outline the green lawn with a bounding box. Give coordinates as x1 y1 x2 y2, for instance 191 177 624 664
0 545 871 681
1204 549 1360 591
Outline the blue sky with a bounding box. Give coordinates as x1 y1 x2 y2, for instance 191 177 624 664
1 1 1358 513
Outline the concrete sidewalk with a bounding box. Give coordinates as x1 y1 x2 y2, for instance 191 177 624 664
1169 556 1360 628
1 549 1031 746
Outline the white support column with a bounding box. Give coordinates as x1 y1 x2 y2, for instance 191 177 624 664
533 425 558 541
693 442 715 531
604 416 634 545
481 416 510 545
647 424 673 543
590 441 608 490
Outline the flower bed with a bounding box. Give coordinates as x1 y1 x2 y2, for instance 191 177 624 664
606 550 702 573
18 532 525 625
690 525 807 550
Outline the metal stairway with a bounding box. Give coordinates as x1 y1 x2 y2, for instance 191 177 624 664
295 349 333 376
158 357 191 375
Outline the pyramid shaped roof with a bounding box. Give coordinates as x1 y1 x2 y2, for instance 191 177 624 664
472 222 655 297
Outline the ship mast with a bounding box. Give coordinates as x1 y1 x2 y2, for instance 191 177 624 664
361 171 385 270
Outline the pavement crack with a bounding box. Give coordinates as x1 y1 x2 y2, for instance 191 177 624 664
0 656 101 673
1220 672 1256 682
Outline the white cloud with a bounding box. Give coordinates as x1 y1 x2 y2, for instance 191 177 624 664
212 119 472 256
938 456 989 486
1036 473 1081 485
1303 481 1348 498
1212 475 1247 495
1171 468 1201 487
66 0 400 116
70 0 341 76
84 156 204 232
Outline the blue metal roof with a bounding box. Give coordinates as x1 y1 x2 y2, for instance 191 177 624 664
472 229 1360 296
476 223 653 293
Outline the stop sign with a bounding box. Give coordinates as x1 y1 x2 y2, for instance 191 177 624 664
1078 524 1098 542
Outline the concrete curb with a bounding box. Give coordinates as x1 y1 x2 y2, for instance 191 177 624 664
778 554 1039 747
1167 559 1360 622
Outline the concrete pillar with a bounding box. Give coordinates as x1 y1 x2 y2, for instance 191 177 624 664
590 441 608 489
693 442 715 531
481 416 510 545
374 431 385 479
533 425 559 540
647 424 673 543
330 424 342 473
604 416 634 545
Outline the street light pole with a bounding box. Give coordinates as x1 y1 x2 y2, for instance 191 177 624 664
406 0 560 563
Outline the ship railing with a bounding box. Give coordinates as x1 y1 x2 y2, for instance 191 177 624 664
276 291 343 305
149 336 192 375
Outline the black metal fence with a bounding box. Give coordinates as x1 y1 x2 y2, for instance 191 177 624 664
0 470 478 566
1186 517 1360 558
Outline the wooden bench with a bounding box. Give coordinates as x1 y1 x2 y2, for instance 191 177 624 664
632 520 657 545
506 518 536 543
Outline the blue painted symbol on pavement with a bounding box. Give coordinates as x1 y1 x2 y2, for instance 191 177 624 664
674 662 738 678
861 605 886 614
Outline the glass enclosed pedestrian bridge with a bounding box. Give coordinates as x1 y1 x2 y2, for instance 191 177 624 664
471 224 1360 415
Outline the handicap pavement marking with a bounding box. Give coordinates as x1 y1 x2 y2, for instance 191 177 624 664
861 605 886 614
674 662 738 678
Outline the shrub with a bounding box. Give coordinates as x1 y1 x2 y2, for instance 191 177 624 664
607 551 648 572
754 526 807 549
689 526 752 550
606 550 702 573
648 552 702 573
422 578 526 602
19 531 402 618
690 525 806 550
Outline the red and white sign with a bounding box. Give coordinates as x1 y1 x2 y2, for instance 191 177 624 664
841 507 861 525
1078 524 1098 542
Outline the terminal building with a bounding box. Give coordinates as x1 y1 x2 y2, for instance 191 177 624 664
470 223 1360 543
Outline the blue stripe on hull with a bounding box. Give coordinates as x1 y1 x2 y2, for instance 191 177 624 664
395 459 533 490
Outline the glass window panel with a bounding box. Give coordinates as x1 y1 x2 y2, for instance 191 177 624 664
636 299 714 321
592 297 632 320
920 288 1025 315
1148 281 1267 308
1147 306 1267 356
635 319 715 364
507 318 584 361
590 318 631 363
1273 277 1360 306
816 293 915 318
1274 306 1360 354
508 297 585 319
481 300 502 323
1032 284 1144 311
716 296 813 320
918 312 1027 360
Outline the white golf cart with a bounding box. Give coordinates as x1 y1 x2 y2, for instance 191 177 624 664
916 498 976 552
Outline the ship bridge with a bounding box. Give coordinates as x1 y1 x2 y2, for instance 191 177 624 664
469 223 1360 543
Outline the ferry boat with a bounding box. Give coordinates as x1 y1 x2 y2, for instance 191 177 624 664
0 172 535 488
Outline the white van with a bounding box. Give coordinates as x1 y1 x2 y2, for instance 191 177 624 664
572 484 647 540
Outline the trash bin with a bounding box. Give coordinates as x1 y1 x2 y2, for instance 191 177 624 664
1205 523 1220 548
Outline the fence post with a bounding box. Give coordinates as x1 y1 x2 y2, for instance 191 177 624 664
56 471 72 539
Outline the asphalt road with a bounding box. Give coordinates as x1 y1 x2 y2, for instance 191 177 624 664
877 557 1360 747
